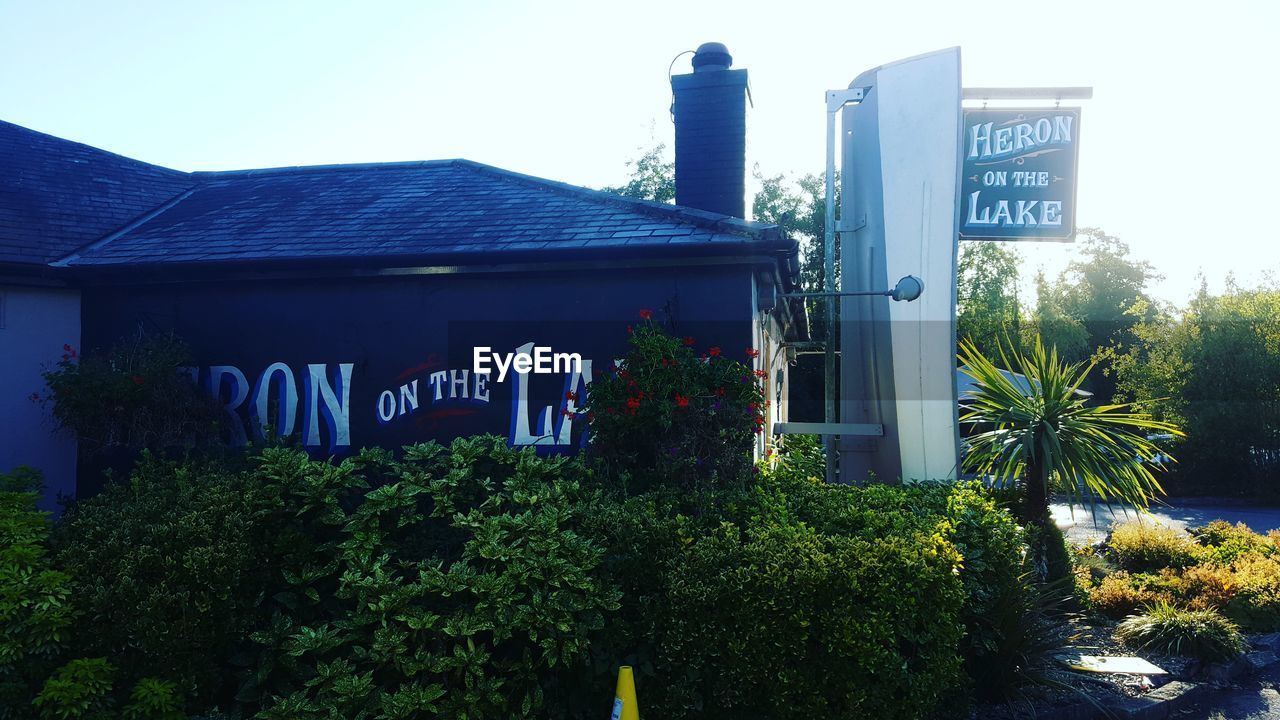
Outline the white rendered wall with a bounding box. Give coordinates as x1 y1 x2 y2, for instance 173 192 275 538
0 285 79 511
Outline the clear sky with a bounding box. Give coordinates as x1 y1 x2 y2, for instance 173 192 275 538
2 0 1276 305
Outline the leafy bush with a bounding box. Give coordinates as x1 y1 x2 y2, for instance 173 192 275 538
1072 544 1119 583
122 678 184 720
1088 573 1164 620
760 476 1030 698
249 437 619 719
574 469 1030 718
0 468 77 716
1221 554 1280 631
584 318 764 496
51 453 266 706
32 657 115 720
1169 565 1238 613
1107 522 1203 572
1115 602 1245 662
1191 520 1277 564
651 520 964 719
38 331 221 453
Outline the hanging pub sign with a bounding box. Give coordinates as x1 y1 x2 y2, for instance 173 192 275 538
959 108 1080 241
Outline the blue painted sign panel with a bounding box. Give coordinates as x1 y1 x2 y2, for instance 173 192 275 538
80 267 756 469
959 108 1080 241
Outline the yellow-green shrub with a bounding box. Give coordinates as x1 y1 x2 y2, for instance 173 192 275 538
1174 564 1239 612
1192 520 1277 564
1089 572 1165 619
1222 554 1280 631
1108 522 1203 572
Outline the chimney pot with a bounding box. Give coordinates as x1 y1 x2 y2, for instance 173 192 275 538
692 42 733 72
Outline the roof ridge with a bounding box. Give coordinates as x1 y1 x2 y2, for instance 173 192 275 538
190 159 464 179
0 119 191 180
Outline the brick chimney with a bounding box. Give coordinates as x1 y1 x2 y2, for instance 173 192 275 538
671 42 748 218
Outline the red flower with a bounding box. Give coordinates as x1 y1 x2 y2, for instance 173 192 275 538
587 412 595 422
715 387 726 397
639 309 653 320
62 343 72 352
753 369 769 379
627 397 641 410
565 391 578 402
627 325 634 335
748 402 759 411
562 407 574 417
131 375 145 386
674 394 689 408
709 346 721 357
745 348 760 359
682 336 695 346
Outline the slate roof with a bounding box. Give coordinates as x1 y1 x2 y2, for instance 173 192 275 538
0 120 195 266
59 160 787 269
0 119 790 273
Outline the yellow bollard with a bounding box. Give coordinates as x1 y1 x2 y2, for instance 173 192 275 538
611 665 639 720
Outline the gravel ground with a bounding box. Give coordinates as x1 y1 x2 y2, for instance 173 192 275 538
1176 661 1280 719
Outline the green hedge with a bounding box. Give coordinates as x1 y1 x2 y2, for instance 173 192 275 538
572 468 1026 719
52 453 267 706
23 436 1027 718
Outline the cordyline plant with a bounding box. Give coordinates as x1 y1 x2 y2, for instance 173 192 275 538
959 337 1182 580
584 312 766 497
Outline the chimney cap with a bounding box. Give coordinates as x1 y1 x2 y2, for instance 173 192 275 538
692 42 733 72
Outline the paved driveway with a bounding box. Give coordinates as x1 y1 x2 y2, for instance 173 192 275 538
1051 499 1280 545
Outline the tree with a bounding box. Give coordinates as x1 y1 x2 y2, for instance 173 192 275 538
1023 229 1160 400
752 168 836 341
1024 270 1090 364
959 337 1181 581
956 242 1021 359
1111 280 1280 494
601 144 675 204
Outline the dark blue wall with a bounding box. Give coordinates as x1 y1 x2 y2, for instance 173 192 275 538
82 264 755 459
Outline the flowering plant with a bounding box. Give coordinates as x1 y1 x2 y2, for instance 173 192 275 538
37 330 221 453
584 314 765 495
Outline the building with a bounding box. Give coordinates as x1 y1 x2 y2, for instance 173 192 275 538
0 44 806 504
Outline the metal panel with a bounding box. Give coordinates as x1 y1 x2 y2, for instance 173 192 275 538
840 48 962 484
774 422 883 436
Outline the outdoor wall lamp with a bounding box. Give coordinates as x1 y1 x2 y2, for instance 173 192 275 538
780 275 924 302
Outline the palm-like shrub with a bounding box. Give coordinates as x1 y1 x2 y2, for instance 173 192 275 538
959 337 1182 580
